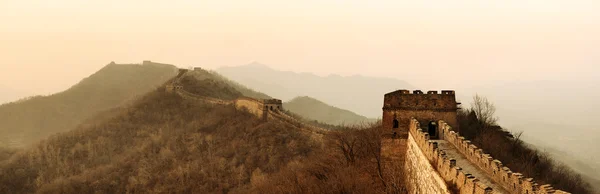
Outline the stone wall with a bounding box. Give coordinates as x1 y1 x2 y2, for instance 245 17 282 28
437 121 570 194
382 90 459 138
405 132 452 194
408 119 493 194
383 109 457 138
234 97 266 118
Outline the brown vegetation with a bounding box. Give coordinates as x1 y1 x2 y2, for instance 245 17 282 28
284 96 376 126
179 72 243 100
458 95 593 194
0 88 317 193
0 79 402 193
251 123 407 194
0 63 178 147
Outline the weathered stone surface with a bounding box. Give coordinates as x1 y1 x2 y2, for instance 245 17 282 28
380 89 569 194
404 133 452 194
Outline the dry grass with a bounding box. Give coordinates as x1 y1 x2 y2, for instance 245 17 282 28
0 88 317 193
0 63 178 147
0 84 403 193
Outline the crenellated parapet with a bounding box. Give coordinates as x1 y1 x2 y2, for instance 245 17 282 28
383 89 461 139
408 118 494 194
416 119 571 194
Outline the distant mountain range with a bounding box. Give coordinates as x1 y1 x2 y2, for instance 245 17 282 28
217 62 414 118
0 62 178 147
205 69 376 126
284 96 376 126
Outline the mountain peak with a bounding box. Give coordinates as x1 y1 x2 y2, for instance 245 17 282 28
246 61 269 68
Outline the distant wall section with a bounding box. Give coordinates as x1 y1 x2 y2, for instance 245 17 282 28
234 97 265 118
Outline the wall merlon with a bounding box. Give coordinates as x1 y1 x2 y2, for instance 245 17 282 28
431 120 571 194
475 182 492 194
441 90 455 94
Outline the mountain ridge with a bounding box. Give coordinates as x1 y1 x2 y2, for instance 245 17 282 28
284 96 375 126
217 62 415 118
0 62 178 148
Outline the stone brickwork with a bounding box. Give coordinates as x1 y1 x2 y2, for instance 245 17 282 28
438 121 569 194
409 119 495 194
405 131 453 194
263 99 283 112
382 89 569 194
382 90 460 139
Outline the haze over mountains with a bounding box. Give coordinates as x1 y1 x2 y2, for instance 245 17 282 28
217 62 414 118
284 96 375 126
459 80 600 187
0 61 597 193
0 62 178 147
218 62 600 188
0 62 369 148
0 85 31 105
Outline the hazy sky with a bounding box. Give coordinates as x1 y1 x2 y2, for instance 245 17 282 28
1 0 599 96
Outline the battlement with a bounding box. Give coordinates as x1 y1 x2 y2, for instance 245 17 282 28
410 118 570 194
383 89 459 111
383 89 460 138
263 99 283 112
385 89 456 96
263 99 283 104
408 118 493 194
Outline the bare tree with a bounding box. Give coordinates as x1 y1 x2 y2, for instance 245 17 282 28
470 94 498 128
329 130 359 165
358 126 387 188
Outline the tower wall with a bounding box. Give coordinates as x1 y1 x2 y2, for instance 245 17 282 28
382 90 459 138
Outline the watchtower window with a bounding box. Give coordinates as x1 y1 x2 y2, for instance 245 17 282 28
393 119 399 128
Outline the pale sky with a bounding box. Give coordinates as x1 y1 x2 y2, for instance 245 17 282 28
1 0 599 95
2 0 600 178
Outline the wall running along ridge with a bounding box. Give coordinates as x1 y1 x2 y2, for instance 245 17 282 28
437 120 570 194
234 97 267 118
408 118 492 194
408 118 569 194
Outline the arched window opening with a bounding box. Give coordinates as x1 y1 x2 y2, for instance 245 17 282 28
393 119 399 129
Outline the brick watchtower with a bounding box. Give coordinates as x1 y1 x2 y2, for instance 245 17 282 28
382 90 460 139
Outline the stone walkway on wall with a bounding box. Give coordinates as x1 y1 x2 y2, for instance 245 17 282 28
431 140 509 194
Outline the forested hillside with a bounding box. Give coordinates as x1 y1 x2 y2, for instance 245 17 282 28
285 96 376 126
0 74 403 193
0 62 178 147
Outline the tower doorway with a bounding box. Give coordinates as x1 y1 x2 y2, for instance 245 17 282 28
428 121 437 138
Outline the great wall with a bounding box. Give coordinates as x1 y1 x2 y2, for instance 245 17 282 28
165 67 326 138
160 61 567 194
382 90 569 194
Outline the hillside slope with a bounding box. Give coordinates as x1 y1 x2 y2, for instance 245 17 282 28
284 96 375 126
0 80 320 193
0 62 178 147
0 85 31 105
216 62 414 118
0 68 407 193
